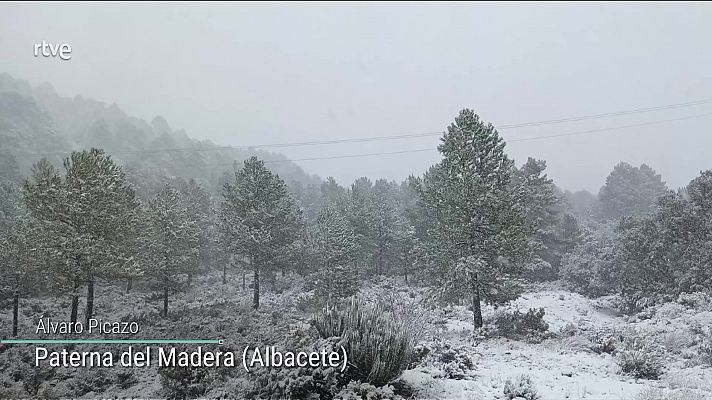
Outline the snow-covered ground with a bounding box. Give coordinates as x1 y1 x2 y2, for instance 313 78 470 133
1 276 711 399
401 288 712 400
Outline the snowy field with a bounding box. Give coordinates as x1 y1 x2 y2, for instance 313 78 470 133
2 275 711 400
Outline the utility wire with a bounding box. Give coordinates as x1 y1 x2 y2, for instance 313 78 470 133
22 98 712 158
218 112 712 166
496 98 712 129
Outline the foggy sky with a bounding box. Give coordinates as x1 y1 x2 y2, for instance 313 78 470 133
1 3 711 192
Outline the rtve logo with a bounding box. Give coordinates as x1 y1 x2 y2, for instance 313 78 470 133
34 41 72 61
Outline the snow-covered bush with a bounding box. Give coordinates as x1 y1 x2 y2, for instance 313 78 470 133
503 374 540 400
634 387 701 400
592 334 618 354
413 340 474 379
159 364 215 399
313 297 416 386
246 338 346 399
335 380 404 400
677 292 712 311
115 368 139 390
559 322 578 337
0 346 56 397
700 328 712 366
560 224 616 297
69 369 115 396
616 332 664 379
655 302 688 320
491 307 550 343
659 331 693 356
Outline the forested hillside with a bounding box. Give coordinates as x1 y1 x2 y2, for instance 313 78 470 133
0 73 321 197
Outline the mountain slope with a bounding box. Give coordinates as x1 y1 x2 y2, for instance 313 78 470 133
0 73 321 194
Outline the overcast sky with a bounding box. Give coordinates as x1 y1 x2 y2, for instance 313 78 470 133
1 3 711 192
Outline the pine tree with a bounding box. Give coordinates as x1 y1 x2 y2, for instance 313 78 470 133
177 178 212 287
0 217 39 336
371 179 399 275
24 151 141 323
598 162 668 220
513 158 559 278
393 218 417 285
219 157 303 309
413 109 529 329
321 177 349 211
313 205 359 300
348 177 377 275
146 184 200 317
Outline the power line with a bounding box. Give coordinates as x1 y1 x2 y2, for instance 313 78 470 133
496 98 712 129
22 97 712 158
508 112 712 143
230 112 712 166
263 148 437 164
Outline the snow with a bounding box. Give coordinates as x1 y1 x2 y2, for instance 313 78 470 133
399 286 712 400
3 275 712 399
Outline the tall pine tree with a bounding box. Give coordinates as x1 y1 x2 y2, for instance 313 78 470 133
146 184 200 317
414 109 529 329
219 157 303 309
24 150 140 324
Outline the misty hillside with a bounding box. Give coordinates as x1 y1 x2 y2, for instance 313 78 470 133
0 73 321 194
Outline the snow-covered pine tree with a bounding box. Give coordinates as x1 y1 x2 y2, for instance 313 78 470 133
0 217 40 336
146 184 200 317
219 157 303 309
392 218 417 285
413 109 529 329
513 157 562 279
371 179 399 276
24 150 141 324
313 204 359 300
348 177 377 275
321 177 349 210
612 170 712 309
177 178 212 286
598 162 669 220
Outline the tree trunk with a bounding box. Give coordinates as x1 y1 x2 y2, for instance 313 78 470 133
163 280 169 317
85 277 94 325
222 264 227 285
472 279 483 329
126 278 133 294
404 260 409 286
70 281 79 324
378 241 384 275
242 272 246 291
188 273 192 287
252 265 260 310
12 291 19 337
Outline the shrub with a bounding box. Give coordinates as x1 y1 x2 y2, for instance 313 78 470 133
115 368 139 390
591 335 617 355
69 369 114 396
313 297 417 386
559 225 616 297
503 374 539 400
700 328 712 366
335 381 404 400
677 292 712 311
247 337 346 399
491 308 550 343
559 322 578 337
159 364 215 399
659 331 692 356
634 388 701 400
414 340 474 379
616 332 664 379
